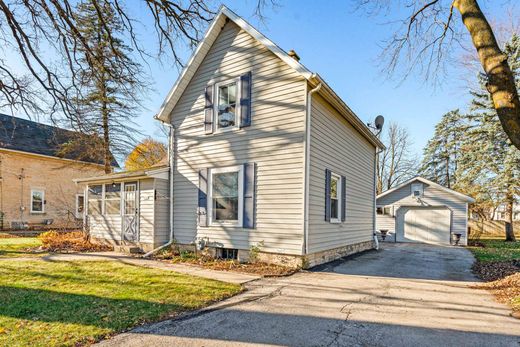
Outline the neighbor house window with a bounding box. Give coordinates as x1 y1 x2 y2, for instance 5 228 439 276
87 185 103 215
76 194 84 218
30 189 45 213
209 166 243 226
330 174 342 222
216 79 238 130
104 183 121 215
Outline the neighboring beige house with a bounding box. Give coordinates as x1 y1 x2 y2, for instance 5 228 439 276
492 203 520 221
376 176 475 246
0 114 111 229
80 6 384 267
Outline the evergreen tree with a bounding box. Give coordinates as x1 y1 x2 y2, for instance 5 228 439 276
419 110 467 188
73 0 145 173
462 34 520 241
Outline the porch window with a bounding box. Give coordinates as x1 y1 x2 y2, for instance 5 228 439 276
209 166 243 226
87 185 102 215
104 183 121 215
216 79 238 130
30 189 45 213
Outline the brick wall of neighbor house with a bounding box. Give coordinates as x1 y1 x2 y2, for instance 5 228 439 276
0 150 104 229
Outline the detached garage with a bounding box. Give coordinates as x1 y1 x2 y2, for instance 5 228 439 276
376 177 475 246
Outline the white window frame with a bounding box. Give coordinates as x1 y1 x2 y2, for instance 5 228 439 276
214 77 241 133
75 194 85 219
411 183 424 198
30 188 45 214
330 172 342 224
208 165 244 227
87 184 103 216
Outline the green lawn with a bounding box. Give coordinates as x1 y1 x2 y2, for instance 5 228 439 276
469 239 520 262
0 237 42 258
0 260 241 346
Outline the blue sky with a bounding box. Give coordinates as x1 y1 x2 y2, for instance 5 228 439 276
2 1 513 157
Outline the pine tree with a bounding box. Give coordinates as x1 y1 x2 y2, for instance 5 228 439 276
463 34 520 241
73 0 145 173
419 110 467 188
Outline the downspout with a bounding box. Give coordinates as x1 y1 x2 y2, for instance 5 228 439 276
303 82 322 255
373 145 384 250
143 120 176 257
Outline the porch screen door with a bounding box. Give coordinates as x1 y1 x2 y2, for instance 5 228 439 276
122 182 138 242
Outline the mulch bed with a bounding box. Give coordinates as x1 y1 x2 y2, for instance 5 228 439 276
154 250 298 277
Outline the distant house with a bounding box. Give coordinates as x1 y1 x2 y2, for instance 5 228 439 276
492 203 520 222
376 177 475 246
0 114 115 229
78 6 385 267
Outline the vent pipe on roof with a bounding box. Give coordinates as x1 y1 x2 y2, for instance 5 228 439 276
288 49 300 62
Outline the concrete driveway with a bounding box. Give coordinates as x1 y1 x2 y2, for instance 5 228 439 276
97 243 520 347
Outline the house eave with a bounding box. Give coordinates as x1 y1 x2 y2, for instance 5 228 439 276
73 166 169 184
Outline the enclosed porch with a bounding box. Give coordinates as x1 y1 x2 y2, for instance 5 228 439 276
74 165 170 253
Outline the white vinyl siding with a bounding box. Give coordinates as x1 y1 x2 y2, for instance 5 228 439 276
307 93 376 253
170 21 306 255
376 180 469 245
88 178 168 248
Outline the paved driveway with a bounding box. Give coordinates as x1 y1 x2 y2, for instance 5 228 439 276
97 243 520 347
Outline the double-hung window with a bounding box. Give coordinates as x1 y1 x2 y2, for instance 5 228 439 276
330 173 341 223
30 189 45 213
208 166 244 226
215 79 239 131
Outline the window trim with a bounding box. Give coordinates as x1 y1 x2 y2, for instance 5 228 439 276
30 188 45 214
329 172 342 224
411 183 424 198
214 77 241 133
208 165 244 227
75 194 85 219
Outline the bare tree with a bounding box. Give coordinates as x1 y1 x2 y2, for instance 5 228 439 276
0 0 214 122
376 123 418 194
358 0 520 150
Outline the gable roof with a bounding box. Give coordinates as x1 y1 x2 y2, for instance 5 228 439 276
0 114 119 167
377 176 475 203
155 5 384 149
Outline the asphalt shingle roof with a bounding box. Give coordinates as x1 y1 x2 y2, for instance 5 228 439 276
0 114 118 167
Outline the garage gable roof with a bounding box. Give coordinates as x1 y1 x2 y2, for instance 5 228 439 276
154 5 384 149
377 176 475 203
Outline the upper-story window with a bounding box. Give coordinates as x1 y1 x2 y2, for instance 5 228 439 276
216 79 239 131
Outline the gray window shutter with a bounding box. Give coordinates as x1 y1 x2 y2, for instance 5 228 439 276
239 72 252 128
341 175 346 222
198 168 209 227
243 162 256 228
324 169 331 222
204 85 214 134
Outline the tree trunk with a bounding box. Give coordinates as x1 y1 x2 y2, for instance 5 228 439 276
505 197 516 242
102 101 111 174
454 0 520 150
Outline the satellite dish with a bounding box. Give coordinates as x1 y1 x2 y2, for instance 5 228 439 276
374 115 385 130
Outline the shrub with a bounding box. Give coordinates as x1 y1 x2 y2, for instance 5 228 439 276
38 230 112 252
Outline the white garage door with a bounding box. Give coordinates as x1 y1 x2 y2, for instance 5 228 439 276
397 207 451 245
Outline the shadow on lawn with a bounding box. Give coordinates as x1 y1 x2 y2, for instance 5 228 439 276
0 285 183 329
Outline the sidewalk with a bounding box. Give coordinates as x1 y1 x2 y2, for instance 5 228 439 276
2 251 260 285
